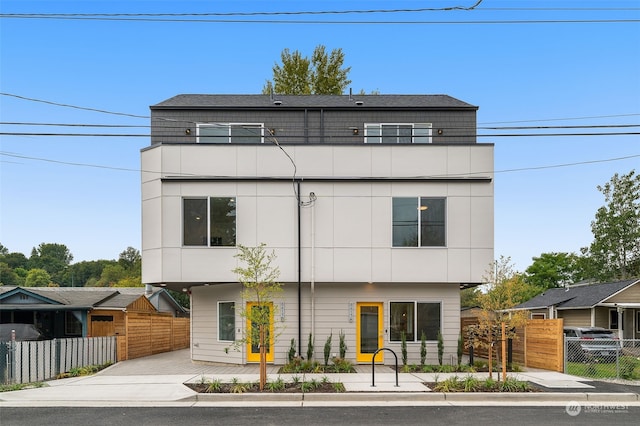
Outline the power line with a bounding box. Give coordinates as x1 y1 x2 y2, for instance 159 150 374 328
0 2 487 18
2 131 639 138
4 93 638 128
2 121 639 132
2 150 638 177
0 93 148 119
1 16 637 24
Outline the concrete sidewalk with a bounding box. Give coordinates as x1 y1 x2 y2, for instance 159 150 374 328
1 349 638 407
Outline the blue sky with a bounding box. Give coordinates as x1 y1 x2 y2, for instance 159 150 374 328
1 1 638 272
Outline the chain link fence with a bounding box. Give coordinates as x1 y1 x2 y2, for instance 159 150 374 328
565 337 640 380
1 336 117 385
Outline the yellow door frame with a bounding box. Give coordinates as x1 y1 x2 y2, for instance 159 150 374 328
356 302 384 363
246 302 274 363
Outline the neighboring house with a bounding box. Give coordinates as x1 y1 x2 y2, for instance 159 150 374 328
0 286 187 339
509 278 640 340
142 94 494 365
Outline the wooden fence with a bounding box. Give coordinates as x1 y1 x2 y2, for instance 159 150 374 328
116 312 190 361
461 317 564 372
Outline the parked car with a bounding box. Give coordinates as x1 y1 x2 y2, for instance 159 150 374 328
0 323 46 342
564 326 621 362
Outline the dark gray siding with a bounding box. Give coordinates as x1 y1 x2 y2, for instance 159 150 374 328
151 108 477 145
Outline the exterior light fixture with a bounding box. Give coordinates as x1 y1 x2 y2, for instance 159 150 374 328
351 127 359 135
437 129 443 135
419 205 428 211
185 129 191 135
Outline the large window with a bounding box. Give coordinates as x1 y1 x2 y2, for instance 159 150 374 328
364 123 432 144
392 197 446 247
390 302 441 341
218 301 235 341
197 123 263 143
183 197 236 247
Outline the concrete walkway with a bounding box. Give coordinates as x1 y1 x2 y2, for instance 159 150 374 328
1 349 638 407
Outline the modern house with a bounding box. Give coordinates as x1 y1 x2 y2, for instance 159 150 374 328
142 94 494 365
0 286 187 339
509 278 640 340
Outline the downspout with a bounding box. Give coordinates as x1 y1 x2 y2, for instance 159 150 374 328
297 180 302 357
311 197 316 341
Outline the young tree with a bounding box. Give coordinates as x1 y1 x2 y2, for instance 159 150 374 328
233 244 283 390
582 170 640 280
466 257 532 375
262 45 352 95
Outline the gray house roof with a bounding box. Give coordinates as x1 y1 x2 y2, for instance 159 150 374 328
0 286 187 315
512 279 640 310
151 94 478 110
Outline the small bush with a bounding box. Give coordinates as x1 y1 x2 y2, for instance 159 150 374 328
288 338 297 363
206 379 222 392
266 377 286 392
620 356 640 380
400 331 407 366
323 333 332 367
339 330 347 358
307 333 314 361
420 331 427 366
332 382 346 393
437 331 444 366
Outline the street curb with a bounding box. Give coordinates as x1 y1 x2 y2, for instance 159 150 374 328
192 392 640 403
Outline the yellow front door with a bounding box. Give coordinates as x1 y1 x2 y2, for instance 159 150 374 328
356 302 384 363
246 302 274 363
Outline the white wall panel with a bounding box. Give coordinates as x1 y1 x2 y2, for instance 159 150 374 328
447 196 471 248
333 196 372 247
333 146 371 176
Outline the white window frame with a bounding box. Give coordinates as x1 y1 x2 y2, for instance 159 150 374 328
218 301 236 342
364 123 432 144
389 300 442 342
530 313 546 320
197 123 264 143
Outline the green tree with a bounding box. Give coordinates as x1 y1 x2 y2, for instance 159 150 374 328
262 45 352 95
0 262 23 286
524 252 583 290
73 259 117 287
25 268 51 287
97 264 126 287
2 252 29 270
29 243 73 284
466 257 533 377
118 247 142 276
582 170 640 280
233 244 283 390
460 286 481 308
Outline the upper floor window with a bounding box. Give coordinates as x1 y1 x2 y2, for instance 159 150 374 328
183 197 236 247
392 197 446 247
364 123 432 144
197 123 263 144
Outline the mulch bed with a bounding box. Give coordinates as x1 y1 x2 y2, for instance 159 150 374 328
185 382 340 393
